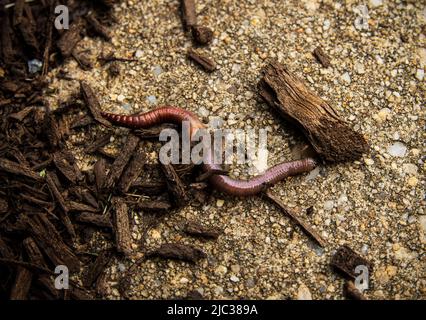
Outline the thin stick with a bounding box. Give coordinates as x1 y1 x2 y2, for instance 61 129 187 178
263 190 327 247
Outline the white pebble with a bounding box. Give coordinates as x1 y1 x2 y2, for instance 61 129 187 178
369 0 383 7
135 50 143 58
388 142 407 157
323 200 334 211
402 164 418 175
230 275 239 282
147 95 157 105
152 65 163 77
216 199 225 207
416 69 424 81
341 72 351 84
117 94 125 102
198 106 210 118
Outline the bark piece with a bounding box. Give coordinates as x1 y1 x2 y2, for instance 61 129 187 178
331 245 373 279
181 0 197 31
264 190 326 247
117 143 145 193
313 47 331 68
148 243 206 263
132 200 171 212
94 158 107 193
20 214 80 272
46 172 76 239
344 280 367 300
183 221 221 239
187 49 216 72
112 198 132 255
104 134 140 190
75 212 112 229
85 250 112 287
192 25 213 45
86 13 111 40
160 164 189 207
53 150 83 184
259 62 368 162
10 266 32 300
80 82 111 127
0 158 43 182
57 18 85 58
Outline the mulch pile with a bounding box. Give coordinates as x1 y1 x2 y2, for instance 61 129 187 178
0 0 213 300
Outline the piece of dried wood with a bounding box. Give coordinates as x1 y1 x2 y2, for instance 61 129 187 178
148 243 206 263
181 0 197 31
183 221 221 240
313 47 331 68
46 172 76 239
80 82 111 127
132 200 171 212
75 212 112 229
0 158 43 182
187 49 216 72
10 266 32 300
117 142 145 193
85 250 112 287
161 164 189 208
259 62 368 162
20 214 80 272
264 190 326 247
192 25 213 45
331 245 373 279
112 198 132 255
344 280 367 300
94 158 107 193
57 18 85 58
104 134 140 190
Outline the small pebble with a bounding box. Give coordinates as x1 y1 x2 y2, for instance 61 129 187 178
388 142 407 157
216 199 225 207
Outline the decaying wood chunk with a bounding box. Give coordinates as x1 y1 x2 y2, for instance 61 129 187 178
10 266 32 300
187 49 216 72
192 25 213 45
112 198 132 255
57 18 85 58
85 250 112 287
259 62 368 162
148 243 206 263
313 46 331 68
183 221 222 240
344 280 367 300
117 142 145 193
160 164 189 208
181 0 197 31
80 82 112 127
75 212 112 229
331 245 373 279
103 134 140 190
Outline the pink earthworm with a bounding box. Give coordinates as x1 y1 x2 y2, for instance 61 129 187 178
101 106 317 196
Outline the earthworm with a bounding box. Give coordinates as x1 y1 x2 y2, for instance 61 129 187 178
101 106 317 196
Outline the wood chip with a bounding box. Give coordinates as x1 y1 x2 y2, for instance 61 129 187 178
192 25 213 45
85 250 112 287
75 212 112 229
57 18 85 58
0 158 43 182
259 62 368 162
181 0 197 31
117 142 145 193
161 164 189 208
20 214 80 272
264 190 326 247
187 49 216 72
148 243 206 263
331 245 373 279
80 81 112 127
183 221 221 239
112 198 132 255
10 266 32 300
313 46 331 68
344 280 367 300
104 134 140 190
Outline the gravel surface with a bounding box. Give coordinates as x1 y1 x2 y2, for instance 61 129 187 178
46 0 425 299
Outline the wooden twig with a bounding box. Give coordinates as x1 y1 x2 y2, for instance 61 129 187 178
264 190 326 247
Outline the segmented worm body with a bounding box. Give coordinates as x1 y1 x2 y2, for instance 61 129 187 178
101 106 317 196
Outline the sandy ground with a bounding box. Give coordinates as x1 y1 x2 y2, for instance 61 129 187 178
47 0 425 299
